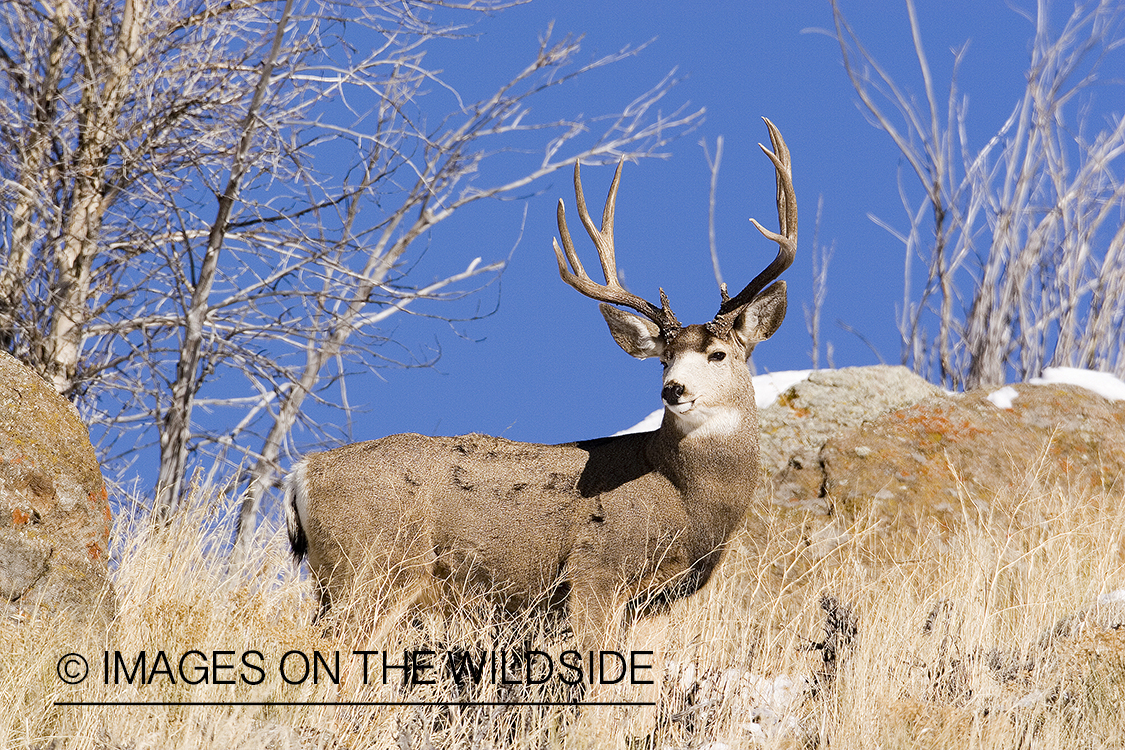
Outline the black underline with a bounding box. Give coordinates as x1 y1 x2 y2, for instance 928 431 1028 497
54 700 654 707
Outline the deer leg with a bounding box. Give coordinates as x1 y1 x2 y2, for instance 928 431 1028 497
312 579 332 623
622 612 670 742
568 566 632 705
567 567 624 658
568 568 660 746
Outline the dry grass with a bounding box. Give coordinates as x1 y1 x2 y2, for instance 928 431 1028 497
3 469 1125 749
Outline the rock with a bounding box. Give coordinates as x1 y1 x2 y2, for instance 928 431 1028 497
0 351 114 629
759 366 943 512
814 383 1125 540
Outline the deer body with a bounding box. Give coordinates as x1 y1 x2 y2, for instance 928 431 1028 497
286 119 796 652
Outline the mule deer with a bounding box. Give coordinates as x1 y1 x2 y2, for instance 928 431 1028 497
285 118 796 655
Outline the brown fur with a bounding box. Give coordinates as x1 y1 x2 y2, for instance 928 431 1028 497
285 118 796 653
288 358 763 649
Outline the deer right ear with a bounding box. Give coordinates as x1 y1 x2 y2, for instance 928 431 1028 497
732 280 787 354
599 303 665 359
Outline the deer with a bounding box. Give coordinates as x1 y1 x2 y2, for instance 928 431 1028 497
285 117 796 661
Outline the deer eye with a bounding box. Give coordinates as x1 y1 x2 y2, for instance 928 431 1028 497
708 351 727 362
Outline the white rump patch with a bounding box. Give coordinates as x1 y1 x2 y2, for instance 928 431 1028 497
285 460 311 542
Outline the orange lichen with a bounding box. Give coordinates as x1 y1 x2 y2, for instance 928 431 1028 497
777 390 811 417
896 404 987 444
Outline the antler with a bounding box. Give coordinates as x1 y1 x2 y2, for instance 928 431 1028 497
709 117 797 335
553 161 681 335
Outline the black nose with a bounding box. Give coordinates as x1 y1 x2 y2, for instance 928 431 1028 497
662 381 685 404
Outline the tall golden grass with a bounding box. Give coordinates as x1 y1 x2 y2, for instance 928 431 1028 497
4 467 1124 749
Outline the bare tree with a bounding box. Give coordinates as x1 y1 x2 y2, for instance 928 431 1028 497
831 0 1125 389
700 135 725 290
0 0 702 535
804 195 834 370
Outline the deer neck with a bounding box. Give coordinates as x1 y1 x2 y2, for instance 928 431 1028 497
646 393 761 508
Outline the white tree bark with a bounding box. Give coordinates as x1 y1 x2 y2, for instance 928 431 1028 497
0 0 703 536
832 0 1125 389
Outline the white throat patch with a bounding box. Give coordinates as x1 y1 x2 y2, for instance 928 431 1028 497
668 404 742 438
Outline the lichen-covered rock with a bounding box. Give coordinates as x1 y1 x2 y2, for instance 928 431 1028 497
0 351 114 629
817 383 1125 538
759 365 943 513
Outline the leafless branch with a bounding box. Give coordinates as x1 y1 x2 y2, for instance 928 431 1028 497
0 0 702 540
700 135 724 289
832 0 1125 389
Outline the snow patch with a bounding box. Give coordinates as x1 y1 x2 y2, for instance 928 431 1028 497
752 369 813 408
1098 588 1125 605
1029 366 1125 401
614 370 813 436
986 385 1019 409
614 408 663 436
666 661 811 744
613 366 1125 436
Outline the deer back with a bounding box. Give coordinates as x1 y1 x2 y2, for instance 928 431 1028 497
286 118 796 650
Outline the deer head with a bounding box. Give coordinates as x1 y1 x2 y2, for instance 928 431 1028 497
553 117 795 438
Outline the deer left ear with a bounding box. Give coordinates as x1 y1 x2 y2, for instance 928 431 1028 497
732 281 787 355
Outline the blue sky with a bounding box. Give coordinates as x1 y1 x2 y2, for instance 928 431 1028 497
308 0 1101 451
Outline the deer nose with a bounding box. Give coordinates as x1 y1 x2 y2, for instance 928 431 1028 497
662 381 686 405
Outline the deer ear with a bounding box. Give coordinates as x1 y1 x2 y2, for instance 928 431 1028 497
599 303 665 359
732 281 787 356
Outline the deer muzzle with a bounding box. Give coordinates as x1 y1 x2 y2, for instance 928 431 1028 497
662 381 687 406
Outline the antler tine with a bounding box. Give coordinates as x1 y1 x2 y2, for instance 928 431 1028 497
553 160 680 333
574 159 621 285
713 117 797 325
